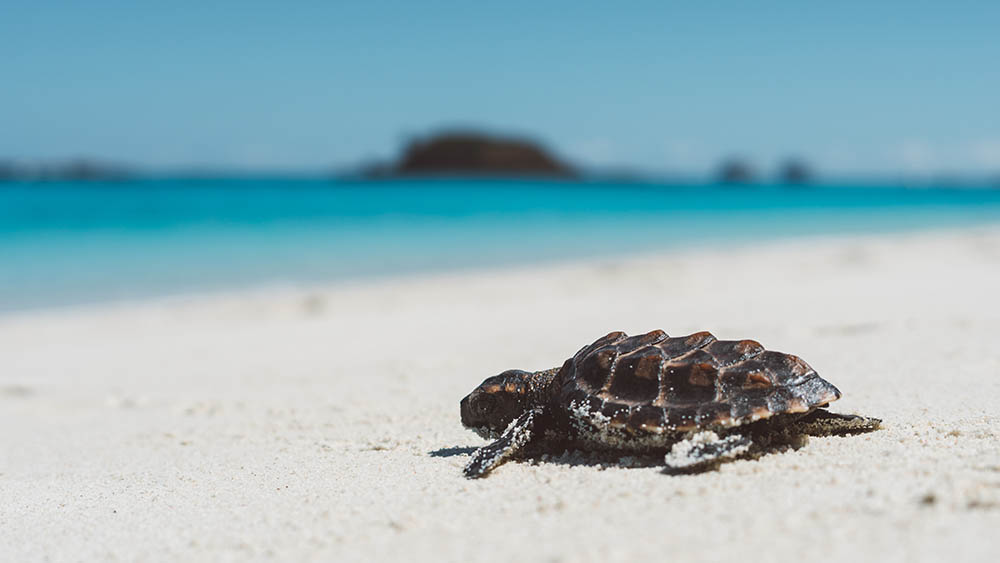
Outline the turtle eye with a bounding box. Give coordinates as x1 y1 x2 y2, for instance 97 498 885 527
474 394 497 416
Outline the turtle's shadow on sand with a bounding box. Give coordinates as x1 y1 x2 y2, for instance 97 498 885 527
429 445 669 470
428 446 479 458
428 439 813 475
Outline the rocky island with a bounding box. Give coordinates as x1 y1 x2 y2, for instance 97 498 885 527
0 159 131 182
364 131 575 178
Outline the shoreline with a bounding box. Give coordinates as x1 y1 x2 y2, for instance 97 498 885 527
5 178 1000 315
4 222 999 320
2 225 999 561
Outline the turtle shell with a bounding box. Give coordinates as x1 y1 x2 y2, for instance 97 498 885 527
557 330 841 433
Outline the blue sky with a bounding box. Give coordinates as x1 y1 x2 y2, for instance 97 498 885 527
2 1 999 176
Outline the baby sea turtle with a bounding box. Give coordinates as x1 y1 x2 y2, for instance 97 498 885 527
460 329 880 478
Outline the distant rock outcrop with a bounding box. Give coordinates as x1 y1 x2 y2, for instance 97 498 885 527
0 159 131 182
0 161 16 181
370 131 575 178
777 158 813 185
716 157 756 184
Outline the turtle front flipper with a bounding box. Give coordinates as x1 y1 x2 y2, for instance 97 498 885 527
464 407 546 478
793 409 882 436
663 431 753 473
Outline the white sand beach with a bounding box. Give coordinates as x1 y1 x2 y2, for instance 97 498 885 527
2 227 1000 562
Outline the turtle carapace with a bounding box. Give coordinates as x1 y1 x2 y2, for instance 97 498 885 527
460 330 880 478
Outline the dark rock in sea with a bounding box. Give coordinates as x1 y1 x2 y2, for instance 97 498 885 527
0 159 131 182
0 161 17 181
777 158 813 185
716 158 756 184
389 131 575 178
57 159 132 181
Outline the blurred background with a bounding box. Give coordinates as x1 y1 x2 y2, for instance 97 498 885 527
2 1 1000 311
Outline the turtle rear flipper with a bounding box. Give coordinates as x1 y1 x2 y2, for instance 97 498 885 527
465 407 546 478
663 431 752 473
794 409 881 436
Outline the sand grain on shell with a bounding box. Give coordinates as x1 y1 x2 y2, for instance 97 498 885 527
2 228 1000 561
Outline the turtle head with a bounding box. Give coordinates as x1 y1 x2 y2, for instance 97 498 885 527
461 369 548 439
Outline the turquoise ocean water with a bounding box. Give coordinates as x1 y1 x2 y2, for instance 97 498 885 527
2 178 1000 312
